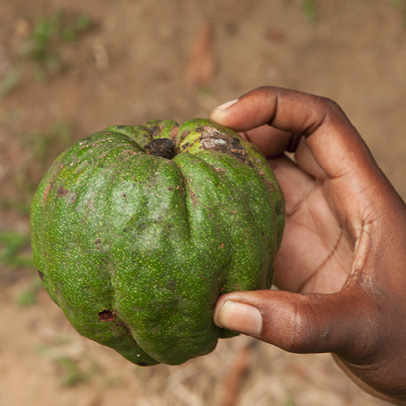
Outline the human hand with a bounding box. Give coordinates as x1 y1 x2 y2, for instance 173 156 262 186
210 87 406 404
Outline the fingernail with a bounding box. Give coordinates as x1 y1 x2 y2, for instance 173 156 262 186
210 99 239 123
215 300 262 336
215 99 239 111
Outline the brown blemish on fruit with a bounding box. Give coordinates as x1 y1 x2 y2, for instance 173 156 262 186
37 270 44 281
43 185 51 202
179 129 190 140
198 127 252 166
56 185 77 205
98 310 116 321
43 169 60 203
170 126 180 140
180 141 192 151
95 238 102 250
57 185 69 196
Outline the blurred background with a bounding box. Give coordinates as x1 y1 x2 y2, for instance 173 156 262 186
1 0 405 405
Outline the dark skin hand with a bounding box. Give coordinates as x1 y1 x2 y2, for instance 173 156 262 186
210 87 406 405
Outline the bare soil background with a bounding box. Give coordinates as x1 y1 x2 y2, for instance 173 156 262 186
1 1 405 405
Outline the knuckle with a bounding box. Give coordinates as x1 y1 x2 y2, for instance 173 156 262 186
280 297 330 354
286 303 317 353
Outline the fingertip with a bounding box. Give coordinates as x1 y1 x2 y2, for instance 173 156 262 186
210 98 239 125
210 88 278 132
214 299 263 336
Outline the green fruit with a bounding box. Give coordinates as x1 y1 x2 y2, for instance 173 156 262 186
30 118 284 366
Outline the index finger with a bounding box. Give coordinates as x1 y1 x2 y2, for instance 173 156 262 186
210 86 373 181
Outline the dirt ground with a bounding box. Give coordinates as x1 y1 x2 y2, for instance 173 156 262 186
1 1 406 405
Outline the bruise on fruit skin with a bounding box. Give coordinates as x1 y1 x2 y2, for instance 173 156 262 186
148 126 159 136
180 141 192 151
197 127 252 167
55 184 78 205
43 184 52 202
179 129 190 140
42 167 61 203
57 185 69 196
95 238 102 250
170 127 180 140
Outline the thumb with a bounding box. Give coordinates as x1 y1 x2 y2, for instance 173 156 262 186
213 287 376 358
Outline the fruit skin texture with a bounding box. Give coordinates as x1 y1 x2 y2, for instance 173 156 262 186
30 118 284 366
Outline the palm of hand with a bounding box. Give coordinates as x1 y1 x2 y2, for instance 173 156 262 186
270 155 353 294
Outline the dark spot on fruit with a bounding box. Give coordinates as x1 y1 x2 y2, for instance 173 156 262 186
148 126 159 136
214 167 225 173
169 126 180 140
166 280 176 290
98 310 116 321
122 193 127 198
136 362 150 367
180 130 190 140
37 270 44 281
199 128 252 167
57 185 69 196
181 141 191 151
